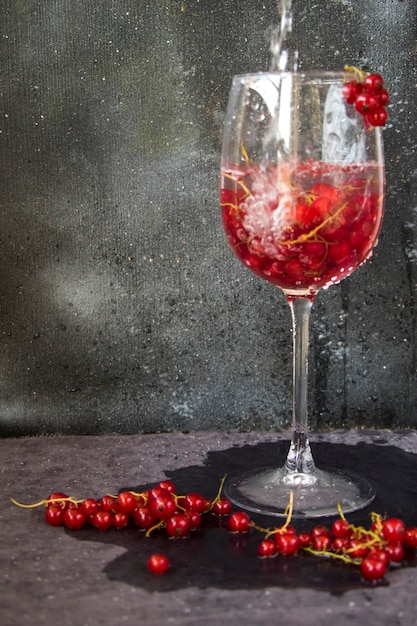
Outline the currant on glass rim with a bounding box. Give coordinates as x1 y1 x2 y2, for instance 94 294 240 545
343 65 389 127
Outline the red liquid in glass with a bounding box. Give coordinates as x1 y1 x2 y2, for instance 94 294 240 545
220 160 384 295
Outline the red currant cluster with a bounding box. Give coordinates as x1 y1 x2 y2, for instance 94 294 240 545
12 481 417 581
11 480 232 534
342 66 389 127
250 509 417 582
11 479 232 574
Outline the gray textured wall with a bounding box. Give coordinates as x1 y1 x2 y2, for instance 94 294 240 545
0 0 416 436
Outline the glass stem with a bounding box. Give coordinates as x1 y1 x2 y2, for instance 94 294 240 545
284 296 317 479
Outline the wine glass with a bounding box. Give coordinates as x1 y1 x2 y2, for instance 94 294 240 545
220 71 385 517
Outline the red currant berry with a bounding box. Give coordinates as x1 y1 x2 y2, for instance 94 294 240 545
355 92 380 114
331 519 352 539
116 491 137 513
147 553 170 575
385 542 404 563
404 527 417 548
113 511 130 529
311 525 331 539
377 88 389 107
148 487 173 502
184 509 202 530
63 507 87 530
45 504 65 526
81 498 99 517
366 108 388 127
348 538 369 559
227 511 251 533
381 518 406 542
363 73 384 93
342 80 363 104
258 539 278 558
99 495 116 512
149 494 177 520
276 532 300 556
357 531 373 544
361 556 387 581
333 537 349 553
165 514 191 538
312 534 332 552
157 480 176 494
131 506 155 530
367 548 391 568
211 497 232 516
298 532 312 548
182 492 210 513
326 240 351 264
46 492 69 510
370 519 383 534
285 258 303 279
90 510 113 531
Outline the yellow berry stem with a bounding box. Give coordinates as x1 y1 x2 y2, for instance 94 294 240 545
263 491 294 539
209 474 227 510
10 495 80 508
10 496 48 508
145 520 164 537
344 65 367 83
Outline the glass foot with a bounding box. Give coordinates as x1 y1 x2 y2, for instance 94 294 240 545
224 466 375 518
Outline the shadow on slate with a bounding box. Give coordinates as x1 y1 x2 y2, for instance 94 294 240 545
68 441 417 593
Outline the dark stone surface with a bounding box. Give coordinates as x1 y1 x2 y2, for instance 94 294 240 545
2 430 417 625
0 1 416 436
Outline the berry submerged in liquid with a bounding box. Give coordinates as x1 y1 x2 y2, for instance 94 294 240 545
220 161 384 295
